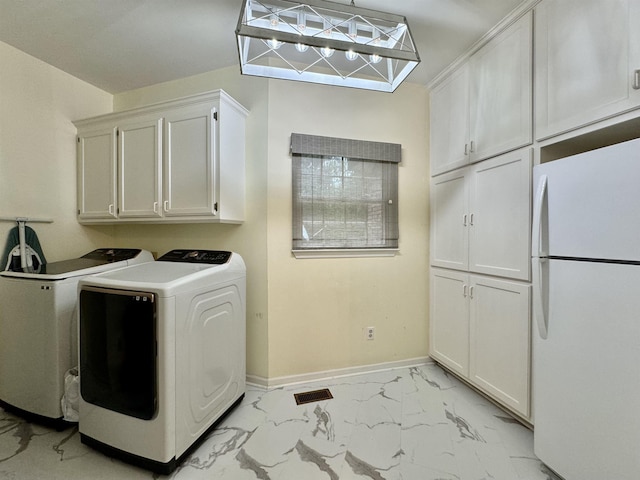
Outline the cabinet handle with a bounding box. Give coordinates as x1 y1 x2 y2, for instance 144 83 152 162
153 202 158 213
464 143 469 156
463 284 468 297
469 286 474 299
462 213 468 226
634 69 640 90
163 200 169 212
108 204 114 216
469 213 474 225
470 140 475 153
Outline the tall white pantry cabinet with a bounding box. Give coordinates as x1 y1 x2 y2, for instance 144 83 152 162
75 90 248 224
430 0 640 422
429 12 533 420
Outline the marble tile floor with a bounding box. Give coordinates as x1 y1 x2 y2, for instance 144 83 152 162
0 363 562 480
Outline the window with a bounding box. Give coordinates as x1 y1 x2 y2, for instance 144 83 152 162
291 133 400 256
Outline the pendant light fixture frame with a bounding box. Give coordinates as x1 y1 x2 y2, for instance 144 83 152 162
235 0 421 92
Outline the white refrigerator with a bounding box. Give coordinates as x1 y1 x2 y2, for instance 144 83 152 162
531 138 640 480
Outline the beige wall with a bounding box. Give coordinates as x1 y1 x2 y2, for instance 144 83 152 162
266 80 430 379
0 41 114 262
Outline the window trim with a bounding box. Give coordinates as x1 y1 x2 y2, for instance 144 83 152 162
292 248 399 259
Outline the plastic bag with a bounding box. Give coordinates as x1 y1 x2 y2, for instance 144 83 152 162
61 367 79 422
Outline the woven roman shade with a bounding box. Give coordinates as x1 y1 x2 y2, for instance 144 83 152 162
291 133 400 251
291 133 401 163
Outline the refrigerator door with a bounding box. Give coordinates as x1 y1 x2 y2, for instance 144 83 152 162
532 138 640 262
533 259 640 479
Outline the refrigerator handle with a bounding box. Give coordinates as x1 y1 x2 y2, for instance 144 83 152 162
532 174 549 339
532 174 548 258
532 256 549 339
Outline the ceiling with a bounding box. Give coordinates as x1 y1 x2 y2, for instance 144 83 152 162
0 0 525 94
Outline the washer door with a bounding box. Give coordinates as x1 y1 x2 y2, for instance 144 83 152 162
79 287 157 420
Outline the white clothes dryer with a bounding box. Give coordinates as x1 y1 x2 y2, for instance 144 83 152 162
77 249 246 474
0 248 154 427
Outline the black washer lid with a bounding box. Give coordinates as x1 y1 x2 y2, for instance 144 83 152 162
81 248 143 262
157 249 232 264
14 248 144 275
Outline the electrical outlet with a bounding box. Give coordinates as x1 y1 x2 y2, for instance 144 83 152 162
366 326 375 340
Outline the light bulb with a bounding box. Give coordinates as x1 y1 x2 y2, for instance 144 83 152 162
323 19 333 37
297 10 306 33
267 39 283 50
345 50 358 61
369 54 382 64
270 14 279 27
321 47 335 58
372 28 381 45
348 19 357 41
295 43 309 53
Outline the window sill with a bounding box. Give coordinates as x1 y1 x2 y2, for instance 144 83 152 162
292 248 399 259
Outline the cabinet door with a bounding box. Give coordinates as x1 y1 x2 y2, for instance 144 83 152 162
430 268 469 377
469 275 530 417
430 64 470 176
468 148 531 280
470 12 532 162
535 0 640 140
118 117 163 218
163 102 217 217
77 126 117 220
430 168 469 271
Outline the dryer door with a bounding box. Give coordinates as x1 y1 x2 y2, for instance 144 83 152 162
79 287 157 420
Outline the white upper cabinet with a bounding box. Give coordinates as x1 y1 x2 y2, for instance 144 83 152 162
469 12 532 161
163 103 216 218
430 64 471 175
118 116 163 219
430 12 532 176
430 148 532 281
535 0 640 140
74 90 248 224
77 125 117 220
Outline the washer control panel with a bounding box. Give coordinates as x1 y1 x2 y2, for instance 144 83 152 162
157 249 232 264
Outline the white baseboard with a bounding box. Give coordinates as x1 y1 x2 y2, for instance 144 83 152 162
246 356 432 389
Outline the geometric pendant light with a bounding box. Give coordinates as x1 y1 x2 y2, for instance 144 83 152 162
235 0 420 92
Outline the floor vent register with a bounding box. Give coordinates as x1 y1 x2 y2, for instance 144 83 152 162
294 388 333 405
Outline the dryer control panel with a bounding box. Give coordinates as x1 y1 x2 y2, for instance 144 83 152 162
157 249 232 264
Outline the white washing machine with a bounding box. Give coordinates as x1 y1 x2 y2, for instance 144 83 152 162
77 249 246 474
0 248 154 427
